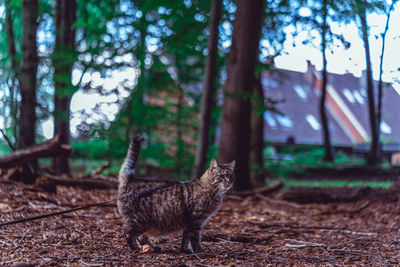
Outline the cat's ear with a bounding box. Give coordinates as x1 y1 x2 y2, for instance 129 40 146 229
210 158 218 169
226 160 236 169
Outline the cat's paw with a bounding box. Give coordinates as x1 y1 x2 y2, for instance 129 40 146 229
180 248 194 254
126 238 140 251
192 245 205 254
193 248 205 254
127 242 140 251
152 246 162 253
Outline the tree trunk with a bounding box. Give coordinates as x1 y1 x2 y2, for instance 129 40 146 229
175 87 185 175
18 0 39 179
217 0 264 191
377 2 394 153
320 0 334 162
192 0 222 179
360 6 379 164
51 0 77 174
250 74 265 187
5 0 19 146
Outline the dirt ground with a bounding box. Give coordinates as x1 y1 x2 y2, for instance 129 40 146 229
1 179 399 266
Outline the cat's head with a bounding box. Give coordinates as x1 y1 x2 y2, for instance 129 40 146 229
204 158 235 193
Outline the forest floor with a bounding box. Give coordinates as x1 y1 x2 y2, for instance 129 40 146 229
0 178 399 266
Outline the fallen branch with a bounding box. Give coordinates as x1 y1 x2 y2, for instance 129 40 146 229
0 135 71 169
43 174 118 190
233 180 283 197
319 201 370 215
278 186 372 204
77 163 111 179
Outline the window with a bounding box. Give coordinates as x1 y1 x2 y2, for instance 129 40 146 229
353 90 364 104
343 88 355 103
262 76 279 88
306 114 321 131
294 85 307 100
380 121 392 134
275 114 294 129
360 88 367 97
263 111 277 128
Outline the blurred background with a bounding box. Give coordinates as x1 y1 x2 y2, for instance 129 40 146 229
0 0 399 190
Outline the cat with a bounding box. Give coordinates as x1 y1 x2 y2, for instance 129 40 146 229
117 135 235 253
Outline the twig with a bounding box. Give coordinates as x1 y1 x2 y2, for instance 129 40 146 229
77 163 111 179
192 263 220 267
333 237 373 248
325 229 378 236
258 223 379 236
0 239 11 246
80 257 103 266
29 201 61 209
285 239 327 248
167 238 258 260
0 128 15 151
320 201 370 215
330 248 379 258
0 255 24 265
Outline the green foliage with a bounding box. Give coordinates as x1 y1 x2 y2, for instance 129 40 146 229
264 144 368 178
267 178 393 188
0 0 394 179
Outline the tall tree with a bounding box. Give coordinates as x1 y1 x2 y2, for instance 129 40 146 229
320 0 334 162
356 0 380 164
250 73 265 187
218 0 264 191
18 0 39 150
4 0 20 145
377 0 396 148
192 0 222 180
51 0 77 174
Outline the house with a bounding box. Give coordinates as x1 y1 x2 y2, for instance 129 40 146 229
263 62 400 147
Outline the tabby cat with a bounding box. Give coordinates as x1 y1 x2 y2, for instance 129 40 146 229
117 136 235 253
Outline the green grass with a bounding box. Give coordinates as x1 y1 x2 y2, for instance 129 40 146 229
267 178 393 188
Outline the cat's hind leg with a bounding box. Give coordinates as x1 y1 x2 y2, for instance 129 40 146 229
184 226 204 253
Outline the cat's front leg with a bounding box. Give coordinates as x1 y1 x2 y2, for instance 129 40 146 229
188 227 204 253
124 225 142 250
180 229 193 254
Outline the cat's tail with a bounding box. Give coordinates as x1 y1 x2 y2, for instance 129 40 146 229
119 135 145 186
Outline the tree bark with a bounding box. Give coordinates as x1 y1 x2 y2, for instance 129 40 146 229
192 0 222 179
359 4 380 164
320 0 334 162
218 0 264 191
19 0 38 150
18 0 39 180
377 2 394 151
250 74 265 187
51 0 77 174
175 87 185 175
5 0 19 146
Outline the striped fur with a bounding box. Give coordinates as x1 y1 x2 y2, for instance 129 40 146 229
117 138 235 253
118 135 145 187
